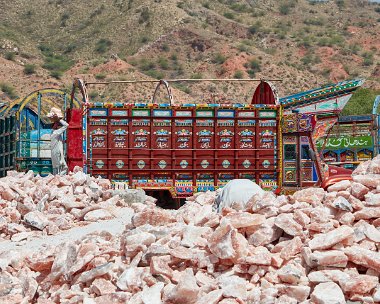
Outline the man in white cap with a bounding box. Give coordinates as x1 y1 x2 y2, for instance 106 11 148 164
47 107 69 175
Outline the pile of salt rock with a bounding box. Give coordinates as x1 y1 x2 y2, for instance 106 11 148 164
0 167 150 242
0 156 380 304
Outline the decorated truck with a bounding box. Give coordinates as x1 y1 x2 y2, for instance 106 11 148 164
63 78 356 205
316 115 375 169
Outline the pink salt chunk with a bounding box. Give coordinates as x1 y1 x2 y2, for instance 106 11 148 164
170 246 193 260
208 224 236 260
277 263 305 284
150 255 173 278
132 208 175 227
224 212 265 228
218 275 247 300
308 269 350 283
363 222 380 242
344 246 380 272
196 289 223 304
280 236 303 260
311 282 345 304
327 180 351 192
293 210 310 227
308 225 354 250
292 187 325 205
309 250 348 267
243 246 272 265
166 268 199 304
354 207 380 220
351 182 369 200
340 274 378 295
91 278 116 296
274 213 303 236
141 282 164 304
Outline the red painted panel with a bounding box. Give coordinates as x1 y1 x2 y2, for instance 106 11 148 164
88 115 108 178
66 108 83 172
236 109 256 177
194 117 215 171
251 81 279 105
130 118 151 175
215 118 235 171
173 110 193 171
108 108 129 177
151 119 172 177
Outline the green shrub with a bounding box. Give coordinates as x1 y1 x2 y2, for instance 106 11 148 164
5 52 15 61
140 36 149 43
50 70 63 79
202 2 210 9
246 59 261 78
362 52 374 66
234 70 244 79
223 12 234 19
146 70 164 79
139 7 150 24
61 12 69 27
162 44 170 52
335 0 345 9
0 82 17 99
248 21 262 35
95 73 107 80
191 73 203 79
279 4 291 15
158 57 169 69
24 64 36 75
304 18 324 26
139 58 155 71
230 3 247 12
89 91 98 99
95 38 112 53
212 53 226 64
349 43 361 54
170 53 178 61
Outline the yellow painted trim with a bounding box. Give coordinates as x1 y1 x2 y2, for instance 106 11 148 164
278 105 283 191
4 88 80 116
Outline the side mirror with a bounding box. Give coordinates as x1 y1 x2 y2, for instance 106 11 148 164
308 148 316 161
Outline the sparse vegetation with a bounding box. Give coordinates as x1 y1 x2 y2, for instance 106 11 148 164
245 59 261 78
24 64 36 75
95 39 112 54
95 73 107 80
158 57 169 69
0 82 17 99
212 53 226 64
5 52 15 61
248 21 262 35
234 70 244 79
39 44 73 79
162 44 170 52
139 7 150 24
223 12 234 20
191 73 203 79
362 52 374 66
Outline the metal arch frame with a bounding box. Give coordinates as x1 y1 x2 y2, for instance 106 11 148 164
3 88 81 116
373 95 380 155
71 78 89 107
152 80 174 105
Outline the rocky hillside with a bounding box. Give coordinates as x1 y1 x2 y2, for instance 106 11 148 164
0 0 379 105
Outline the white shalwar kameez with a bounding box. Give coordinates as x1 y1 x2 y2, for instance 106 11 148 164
50 119 69 175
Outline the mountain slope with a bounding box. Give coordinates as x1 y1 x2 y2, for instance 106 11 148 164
0 0 379 105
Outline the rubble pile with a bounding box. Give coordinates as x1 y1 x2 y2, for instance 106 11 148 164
0 167 149 242
0 156 380 303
